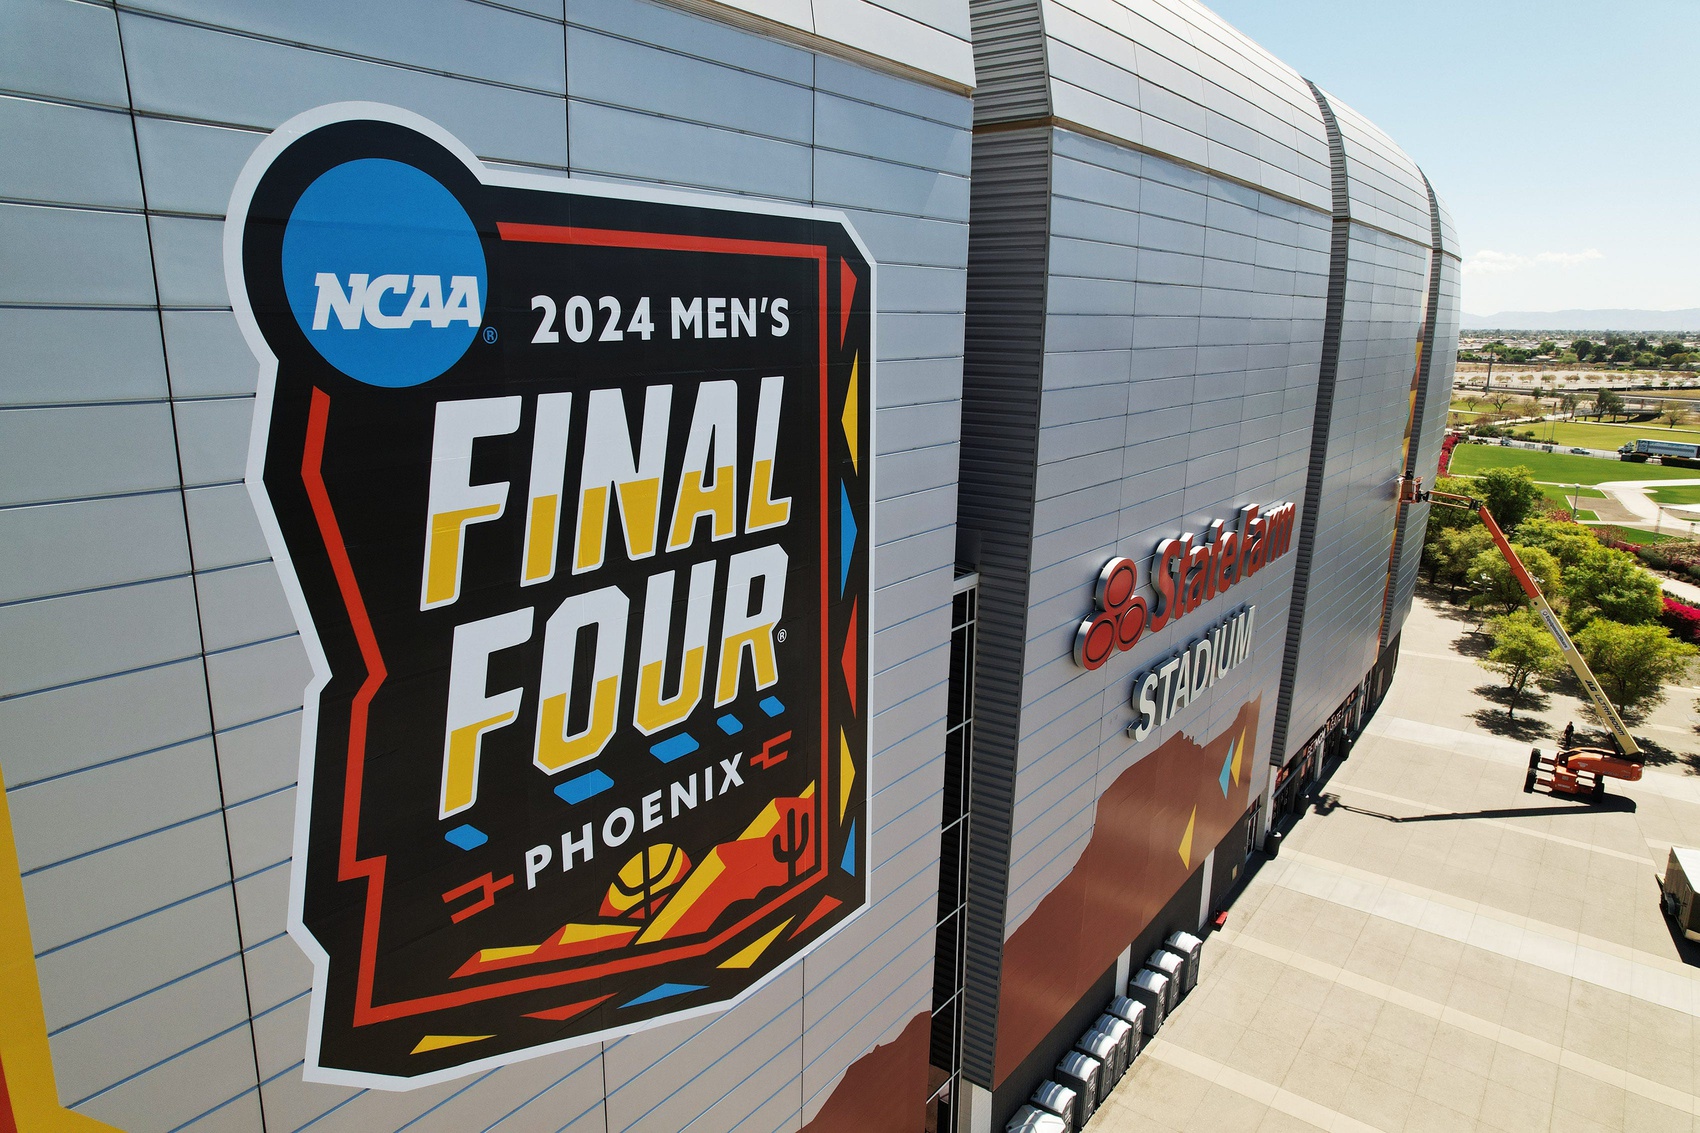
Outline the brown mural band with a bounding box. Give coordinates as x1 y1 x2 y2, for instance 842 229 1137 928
798 1010 930 1133
993 699 1260 1083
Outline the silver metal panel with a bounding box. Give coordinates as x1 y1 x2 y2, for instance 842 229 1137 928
0 0 130 108
0 95 141 209
0 309 167 407
1321 90 1431 248
0 577 202 699
0 494 188 604
124 0 568 92
8 738 222 874
1035 0 1331 210
117 9 571 166
0 202 156 307
183 483 272 571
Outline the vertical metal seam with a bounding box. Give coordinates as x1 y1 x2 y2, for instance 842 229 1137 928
1269 80 1350 768
954 123 1053 1089
1377 173 1447 647
108 7 271 1128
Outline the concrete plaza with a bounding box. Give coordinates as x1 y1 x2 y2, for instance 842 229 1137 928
1092 593 1700 1131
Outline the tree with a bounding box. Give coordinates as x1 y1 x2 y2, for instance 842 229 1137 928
1561 543 1663 628
1538 341 1559 356
1463 394 1481 414
1427 525 1494 593
1596 388 1626 420
1468 543 1560 614
1573 619 1698 717
1477 465 1541 529
1662 404 1690 430
1481 608 1563 718
1574 339 1595 361
1513 516 1601 570
1661 340 1686 358
1490 392 1512 415
1560 392 1579 420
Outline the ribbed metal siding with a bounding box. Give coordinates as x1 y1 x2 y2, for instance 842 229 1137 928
1380 174 1450 643
955 124 1052 1088
1269 80 1349 767
967 0 1049 125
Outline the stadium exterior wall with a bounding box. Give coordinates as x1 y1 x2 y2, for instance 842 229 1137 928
0 0 1457 1129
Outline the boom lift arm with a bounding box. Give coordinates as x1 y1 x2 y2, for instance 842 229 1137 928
1418 487 1643 796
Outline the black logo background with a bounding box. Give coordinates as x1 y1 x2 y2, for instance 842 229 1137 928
237 117 871 1084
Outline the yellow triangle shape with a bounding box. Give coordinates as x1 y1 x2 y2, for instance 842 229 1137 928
720 917 794 969
1178 806 1196 869
839 730 855 819
1231 728 1245 786
842 356 860 473
411 1033 494 1055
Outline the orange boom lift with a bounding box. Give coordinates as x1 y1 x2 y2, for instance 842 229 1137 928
1415 485 1643 799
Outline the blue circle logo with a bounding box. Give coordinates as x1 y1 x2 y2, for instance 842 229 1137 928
281 159 486 387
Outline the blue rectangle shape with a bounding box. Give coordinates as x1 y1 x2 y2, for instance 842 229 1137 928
555 769 614 804
649 733 699 763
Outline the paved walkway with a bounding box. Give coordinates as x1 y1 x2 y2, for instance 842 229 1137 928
1594 479 1700 529
1089 596 1700 1132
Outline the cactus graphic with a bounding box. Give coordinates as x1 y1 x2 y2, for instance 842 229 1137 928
771 807 812 884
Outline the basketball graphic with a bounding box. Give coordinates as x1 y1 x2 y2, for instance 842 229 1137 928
603 844 694 920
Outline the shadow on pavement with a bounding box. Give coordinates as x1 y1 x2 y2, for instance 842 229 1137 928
1468 705 1553 742
1312 792 1637 822
1630 736 1700 777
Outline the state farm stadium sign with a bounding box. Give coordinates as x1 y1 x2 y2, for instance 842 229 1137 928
1072 502 1296 742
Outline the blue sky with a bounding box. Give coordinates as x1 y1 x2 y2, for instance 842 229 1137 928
1203 0 1700 315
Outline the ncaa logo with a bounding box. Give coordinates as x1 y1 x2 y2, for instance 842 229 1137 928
280 158 486 387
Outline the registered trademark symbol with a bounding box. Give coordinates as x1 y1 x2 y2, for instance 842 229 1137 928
483 326 498 343
776 629 788 643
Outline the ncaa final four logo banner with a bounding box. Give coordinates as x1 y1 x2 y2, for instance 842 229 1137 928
225 105 874 1088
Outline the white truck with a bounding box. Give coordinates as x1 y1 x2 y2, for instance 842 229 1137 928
1618 438 1700 465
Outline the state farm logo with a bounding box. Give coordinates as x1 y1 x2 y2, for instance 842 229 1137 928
281 157 488 387
1073 501 1296 669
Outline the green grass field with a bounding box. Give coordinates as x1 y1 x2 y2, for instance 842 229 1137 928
1648 485 1700 506
1447 445 1700 484
1522 420 1700 450
1536 484 1602 518
1592 525 1682 544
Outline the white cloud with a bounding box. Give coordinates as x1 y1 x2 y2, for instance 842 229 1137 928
1463 248 1603 275
1532 249 1605 268
1463 250 1525 275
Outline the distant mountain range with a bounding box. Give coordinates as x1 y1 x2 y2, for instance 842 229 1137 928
1461 308 1700 332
